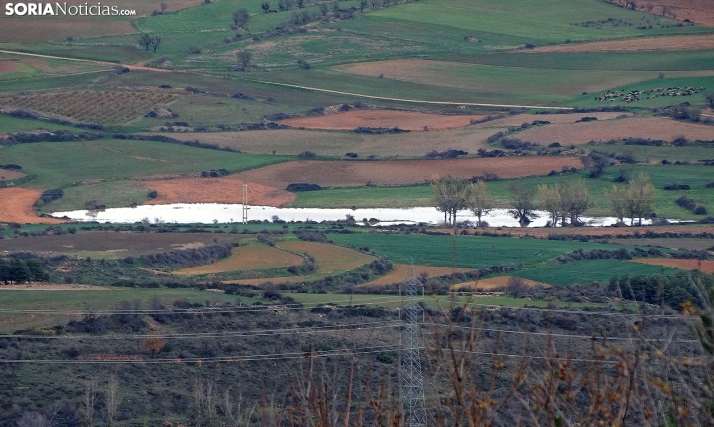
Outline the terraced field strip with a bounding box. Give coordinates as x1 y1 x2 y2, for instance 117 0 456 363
452 275 550 290
279 110 485 131
631 258 714 273
231 241 375 286
174 243 304 275
360 264 472 287
0 232 247 258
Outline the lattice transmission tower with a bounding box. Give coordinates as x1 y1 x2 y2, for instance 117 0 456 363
401 267 427 427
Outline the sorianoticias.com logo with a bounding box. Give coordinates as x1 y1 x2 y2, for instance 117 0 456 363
4 2 136 16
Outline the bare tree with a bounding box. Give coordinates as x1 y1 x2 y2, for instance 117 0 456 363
432 175 469 227
151 35 162 53
320 2 328 15
220 389 256 427
236 50 253 70
626 172 655 225
81 379 97 427
104 373 122 427
160 2 168 13
360 0 367 12
559 179 590 225
138 32 153 51
467 180 494 227
538 184 562 227
261 1 270 12
704 91 714 109
605 185 628 224
194 378 217 426
507 182 538 224
17 412 49 427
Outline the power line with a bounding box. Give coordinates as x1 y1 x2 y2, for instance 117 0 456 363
1 321 403 340
0 344 400 364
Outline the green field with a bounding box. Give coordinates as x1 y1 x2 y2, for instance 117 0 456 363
517 259 678 285
0 139 286 188
0 287 252 333
0 114 78 133
327 233 642 268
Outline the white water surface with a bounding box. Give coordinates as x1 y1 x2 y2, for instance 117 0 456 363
49 203 664 227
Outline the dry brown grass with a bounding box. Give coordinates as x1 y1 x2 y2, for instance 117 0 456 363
0 60 22 73
234 157 584 189
638 0 714 26
231 241 375 286
517 116 714 145
145 126 497 158
279 110 484 131
452 275 549 290
534 34 714 52
0 170 25 181
0 18 134 43
174 244 304 275
144 177 295 207
631 258 714 273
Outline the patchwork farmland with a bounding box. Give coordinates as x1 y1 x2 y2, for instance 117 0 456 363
0 0 713 424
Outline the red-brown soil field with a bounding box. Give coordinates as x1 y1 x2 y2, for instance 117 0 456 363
174 244 304 275
279 110 484 131
637 0 714 26
234 157 584 188
534 34 714 52
632 258 714 273
517 117 714 145
143 177 295 207
0 188 65 224
360 264 472 287
453 275 548 290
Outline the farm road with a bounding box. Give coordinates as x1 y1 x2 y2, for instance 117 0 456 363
0 48 571 109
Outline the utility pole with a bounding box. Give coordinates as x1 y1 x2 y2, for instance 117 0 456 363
242 183 248 224
401 266 427 427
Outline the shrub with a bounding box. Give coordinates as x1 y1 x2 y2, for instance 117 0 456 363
663 183 690 190
286 183 321 192
705 182 714 189
486 131 504 143
675 195 697 211
147 190 158 199
298 151 317 160
345 152 358 158
576 116 598 122
694 206 708 215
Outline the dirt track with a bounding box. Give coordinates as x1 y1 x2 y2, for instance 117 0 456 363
234 157 584 188
0 188 65 224
517 117 714 145
632 258 714 273
144 177 295 207
534 34 714 52
279 110 484 131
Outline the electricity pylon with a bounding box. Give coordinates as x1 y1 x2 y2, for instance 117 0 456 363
401 266 427 427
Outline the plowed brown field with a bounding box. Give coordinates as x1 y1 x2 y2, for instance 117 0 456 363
360 264 471 287
534 35 714 52
641 0 714 26
279 110 484 131
517 117 714 145
631 258 714 273
174 244 304 275
0 61 21 73
0 188 65 224
234 157 584 188
144 177 295 207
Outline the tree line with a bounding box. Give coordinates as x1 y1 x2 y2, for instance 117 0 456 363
432 172 655 227
0 258 48 284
